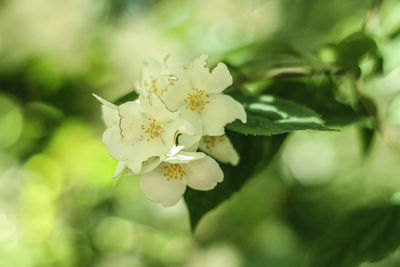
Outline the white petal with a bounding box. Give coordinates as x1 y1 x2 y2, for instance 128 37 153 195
138 58 167 96
177 134 201 151
102 125 134 161
126 138 167 174
102 105 119 128
199 135 240 166
161 84 190 111
200 94 247 136
142 58 163 80
165 151 206 164
179 107 203 135
183 155 223 191
161 119 195 150
168 145 185 156
188 55 233 94
141 163 186 207
118 101 143 145
93 94 118 110
175 108 203 150
141 156 162 174
113 161 127 178
159 55 192 110
140 94 179 122
162 54 187 71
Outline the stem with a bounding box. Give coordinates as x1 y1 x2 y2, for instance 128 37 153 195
361 0 384 32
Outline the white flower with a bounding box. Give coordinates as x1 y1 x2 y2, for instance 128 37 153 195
199 135 240 166
140 152 224 207
94 94 194 174
95 54 247 207
138 55 247 146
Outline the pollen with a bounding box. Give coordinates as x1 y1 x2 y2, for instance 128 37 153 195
140 118 164 141
143 76 160 98
184 88 210 113
202 135 224 152
163 163 186 181
142 76 170 103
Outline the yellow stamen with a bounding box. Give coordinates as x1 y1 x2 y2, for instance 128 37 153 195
140 118 164 141
184 88 210 113
142 76 165 103
202 135 224 152
163 163 186 181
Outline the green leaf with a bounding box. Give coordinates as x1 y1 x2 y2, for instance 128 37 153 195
113 91 138 105
226 94 333 136
325 32 383 77
306 204 400 267
184 131 286 231
337 32 378 69
264 79 364 126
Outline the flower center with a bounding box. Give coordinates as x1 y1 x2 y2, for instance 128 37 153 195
141 118 164 141
163 163 186 181
143 77 159 97
184 88 210 113
143 78 160 105
202 135 224 152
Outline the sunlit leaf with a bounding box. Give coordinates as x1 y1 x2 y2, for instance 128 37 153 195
264 79 364 126
226 94 332 136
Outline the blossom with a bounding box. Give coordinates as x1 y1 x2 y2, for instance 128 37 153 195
199 134 240 166
138 55 247 147
94 94 194 174
140 152 224 206
95 54 247 207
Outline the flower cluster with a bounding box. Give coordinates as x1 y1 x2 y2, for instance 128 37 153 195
94 55 246 206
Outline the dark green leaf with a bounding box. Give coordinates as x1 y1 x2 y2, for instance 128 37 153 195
283 186 343 242
330 32 383 77
306 204 400 267
113 91 138 105
337 32 378 69
359 127 375 155
226 94 333 136
184 131 286 231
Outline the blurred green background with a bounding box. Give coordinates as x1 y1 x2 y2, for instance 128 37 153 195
1 0 400 266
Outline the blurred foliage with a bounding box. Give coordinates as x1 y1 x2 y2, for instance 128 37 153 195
1 0 400 266
307 204 400 267
185 132 286 230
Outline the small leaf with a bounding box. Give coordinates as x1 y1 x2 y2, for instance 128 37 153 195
113 91 139 105
306 204 400 267
184 131 286 231
226 94 333 136
337 32 378 68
